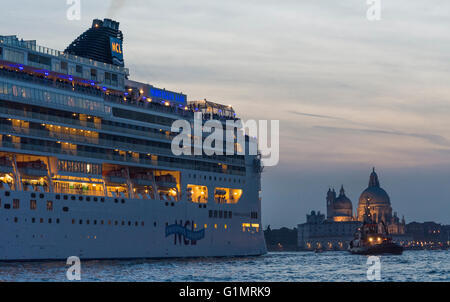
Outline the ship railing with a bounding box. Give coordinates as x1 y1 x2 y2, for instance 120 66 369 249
104 95 197 119
53 187 105 197
0 124 246 166
0 67 105 99
0 39 129 75
0 106 247 166
0 79 106 115
0 68 242 124
105 96 239 124
0 105 172 143
0 141 246 176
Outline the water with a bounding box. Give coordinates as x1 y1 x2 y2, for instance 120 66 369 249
0 250 449 282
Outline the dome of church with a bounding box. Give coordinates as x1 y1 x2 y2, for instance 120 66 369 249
334 186 353 210
358 168 391 206
359 187 390 205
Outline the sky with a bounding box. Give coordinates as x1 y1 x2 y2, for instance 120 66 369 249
2 0 450 227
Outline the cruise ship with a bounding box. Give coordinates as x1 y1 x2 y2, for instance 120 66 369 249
0 19 266 260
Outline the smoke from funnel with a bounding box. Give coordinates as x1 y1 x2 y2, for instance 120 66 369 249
107 0 126 18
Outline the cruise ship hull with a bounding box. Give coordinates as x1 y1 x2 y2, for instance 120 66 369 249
0 18 267 261
0 189 267 261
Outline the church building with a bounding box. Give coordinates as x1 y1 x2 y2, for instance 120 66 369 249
298 168 407 250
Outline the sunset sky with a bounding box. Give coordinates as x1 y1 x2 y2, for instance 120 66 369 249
3 0 450 227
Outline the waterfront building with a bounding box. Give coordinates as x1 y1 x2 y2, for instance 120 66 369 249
357 168 406 235
405 222 450 249
298 168 408 250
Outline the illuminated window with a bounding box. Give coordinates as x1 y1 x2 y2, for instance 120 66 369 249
242 223 259 233
46 201 53 211
214 188 243 204
12 199 19 209
30 200 37 210
187 185 208 203
242 223 250 232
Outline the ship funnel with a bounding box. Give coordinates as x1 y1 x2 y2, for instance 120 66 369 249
65 18 124 67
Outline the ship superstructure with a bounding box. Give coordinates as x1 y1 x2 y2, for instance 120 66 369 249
0 19 266 260
349 204 403 255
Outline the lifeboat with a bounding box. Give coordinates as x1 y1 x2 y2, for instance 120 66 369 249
0 156 13 173
17 160 48 177
105 169 127 184
155 174 177 188
130 171 154 186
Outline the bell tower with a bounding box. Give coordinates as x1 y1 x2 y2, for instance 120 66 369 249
326 188 336 220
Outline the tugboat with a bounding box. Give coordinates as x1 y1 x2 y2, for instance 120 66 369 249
349 204 403 255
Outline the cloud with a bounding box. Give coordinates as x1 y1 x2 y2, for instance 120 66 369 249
314 126 450 148
289 110 348 121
